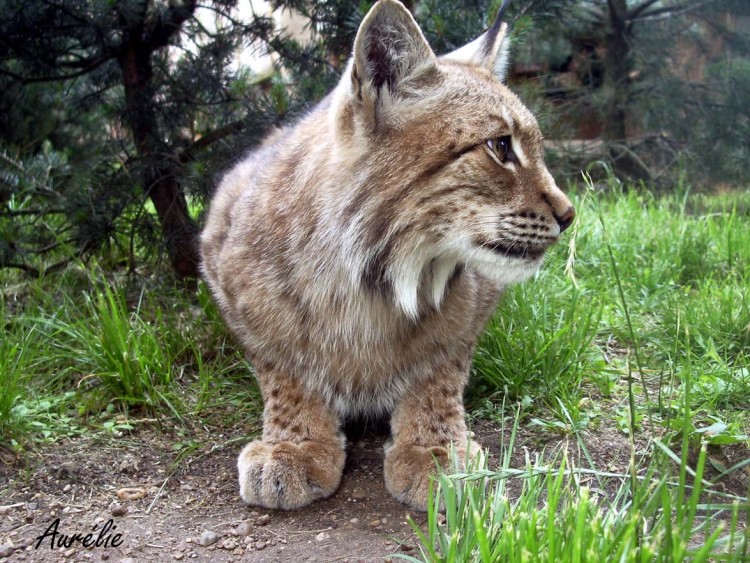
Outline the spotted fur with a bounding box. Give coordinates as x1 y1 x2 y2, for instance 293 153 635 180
200 0 574 511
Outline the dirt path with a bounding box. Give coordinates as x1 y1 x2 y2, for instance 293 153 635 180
1 420 746 562
1 423 427 562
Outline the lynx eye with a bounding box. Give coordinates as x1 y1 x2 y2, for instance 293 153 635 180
486 135 515 164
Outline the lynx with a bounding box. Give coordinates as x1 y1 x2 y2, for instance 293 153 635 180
200 0 574 511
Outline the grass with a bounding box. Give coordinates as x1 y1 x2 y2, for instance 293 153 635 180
453 180 749 561
471 181 750 432
1 178 749 560
403 412 749 562
0 269 260 447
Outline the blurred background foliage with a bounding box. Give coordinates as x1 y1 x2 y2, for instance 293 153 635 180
0 0 748 278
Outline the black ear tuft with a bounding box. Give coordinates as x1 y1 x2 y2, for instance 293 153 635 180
439 0 512 82
482 0 511 57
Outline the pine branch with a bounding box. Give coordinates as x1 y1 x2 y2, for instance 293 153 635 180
630 0 719 22
178 119 249 163
146 0 199 50
628 0 662 20
0 55 110 85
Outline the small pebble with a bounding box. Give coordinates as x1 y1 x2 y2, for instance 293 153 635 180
235 522 252 536
111 504 128 517
63 484 72 493
255 541 266 550
220 538 238 550
173 553 184 561
198 530 219 547
349 518 359 525
0 544 15 558
256 514 271 526
369 519 381 528
64 548 75 557
315 532 328 542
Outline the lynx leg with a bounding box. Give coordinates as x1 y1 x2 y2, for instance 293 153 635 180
384 366 483 511
238 369 345 510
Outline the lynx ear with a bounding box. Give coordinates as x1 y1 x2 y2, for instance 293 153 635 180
351 0 436 106
441 0 511 82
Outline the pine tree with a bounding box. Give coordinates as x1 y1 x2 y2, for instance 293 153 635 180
0 0 279 276
1 1 747 277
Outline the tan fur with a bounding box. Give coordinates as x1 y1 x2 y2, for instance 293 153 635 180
201 0 574 511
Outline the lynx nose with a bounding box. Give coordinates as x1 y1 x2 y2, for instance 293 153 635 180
555 206 575 233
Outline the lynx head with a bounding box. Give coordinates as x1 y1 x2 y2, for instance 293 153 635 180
334 0 574 317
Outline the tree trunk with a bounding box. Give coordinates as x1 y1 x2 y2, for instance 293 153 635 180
119 42 200 278
603 0 650 180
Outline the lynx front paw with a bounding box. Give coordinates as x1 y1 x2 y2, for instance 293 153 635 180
384 439 484 511
237 439 345 510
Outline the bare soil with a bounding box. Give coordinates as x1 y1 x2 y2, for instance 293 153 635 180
1 417 747 562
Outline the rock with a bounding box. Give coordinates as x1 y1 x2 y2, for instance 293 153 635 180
16 538 31 549
349 518 359 525
119 559 136 563
256 514 271 526
63 484 72 493
315 532 328 542
64 548 75 558
400 544 415 552
369 519 381 528
118 455 139 474
111 504 128 517
255 541 266 550
198 531 219 547
173 552 184 560
0 544 15 558
220 538 238 550
235 522 252 536
116 488 145 501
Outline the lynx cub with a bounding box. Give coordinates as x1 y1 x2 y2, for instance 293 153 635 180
201 0 574 511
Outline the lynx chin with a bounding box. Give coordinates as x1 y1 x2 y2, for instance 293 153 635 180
201 0 574 511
